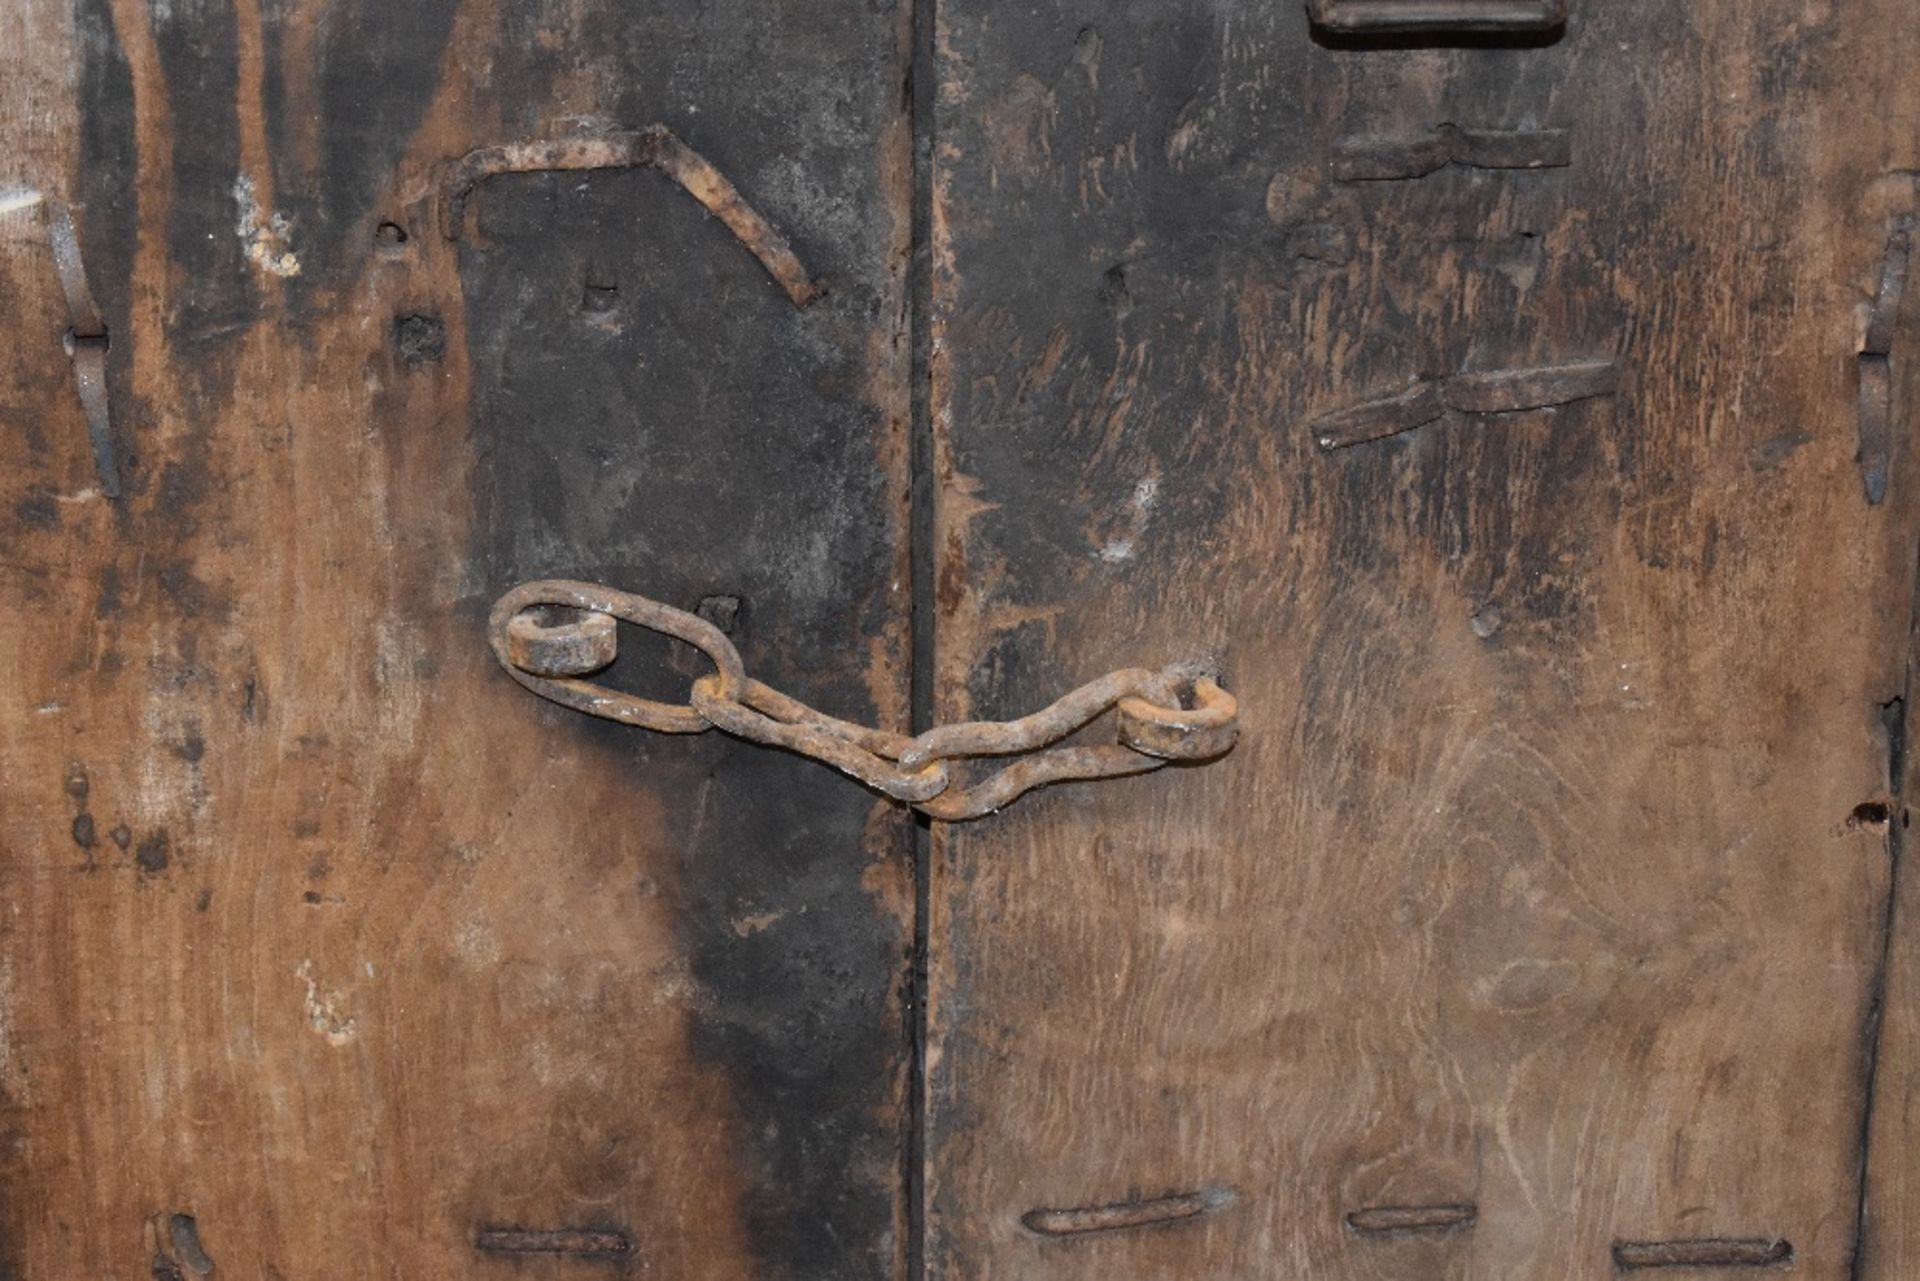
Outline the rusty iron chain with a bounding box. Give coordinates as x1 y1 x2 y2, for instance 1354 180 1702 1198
488 580 1239 821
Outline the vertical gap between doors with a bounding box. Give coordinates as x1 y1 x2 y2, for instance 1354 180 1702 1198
905 0 939 1271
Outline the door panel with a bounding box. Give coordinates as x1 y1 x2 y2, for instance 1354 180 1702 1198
925 3 1920 1276
0 1 912 1276
7 2 1920 1278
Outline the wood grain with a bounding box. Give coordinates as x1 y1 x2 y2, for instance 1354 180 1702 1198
0 1 913 1276
925 2 1920 1277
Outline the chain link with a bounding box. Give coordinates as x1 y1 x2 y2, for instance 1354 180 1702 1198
489 579 1239 821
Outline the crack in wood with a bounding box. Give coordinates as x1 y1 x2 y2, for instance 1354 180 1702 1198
1332 125 1571 182
1310 359 1619 449
1853 692 1913 1280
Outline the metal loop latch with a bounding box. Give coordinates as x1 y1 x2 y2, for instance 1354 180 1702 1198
488 580 744 734
489 579 1240 821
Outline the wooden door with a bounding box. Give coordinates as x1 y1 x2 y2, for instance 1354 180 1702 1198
923 3 1920 1278
0 1 912 1276
6 2 1920 1279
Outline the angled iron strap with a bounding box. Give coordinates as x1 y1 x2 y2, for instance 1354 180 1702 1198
489 581 1240 822
440 126 823 308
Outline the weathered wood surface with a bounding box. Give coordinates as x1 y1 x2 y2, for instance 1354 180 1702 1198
10 1 1920 1277
0 1 913 1277
925 3 1920 1278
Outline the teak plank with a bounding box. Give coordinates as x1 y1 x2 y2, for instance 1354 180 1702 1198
0 0 913 1276
925 2 1920 1277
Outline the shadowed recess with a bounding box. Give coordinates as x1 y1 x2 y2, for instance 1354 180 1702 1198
474 1226 633 1258
1346 1203 1477 1234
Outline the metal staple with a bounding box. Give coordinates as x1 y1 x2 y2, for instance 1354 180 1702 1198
489 580 1239 821
46 201 120 498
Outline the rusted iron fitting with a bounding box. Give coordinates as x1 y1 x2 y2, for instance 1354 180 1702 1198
46 202 120 498
489 580 1240 821
440 127 823 308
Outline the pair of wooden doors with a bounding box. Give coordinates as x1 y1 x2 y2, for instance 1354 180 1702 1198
3 0 1920 1276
